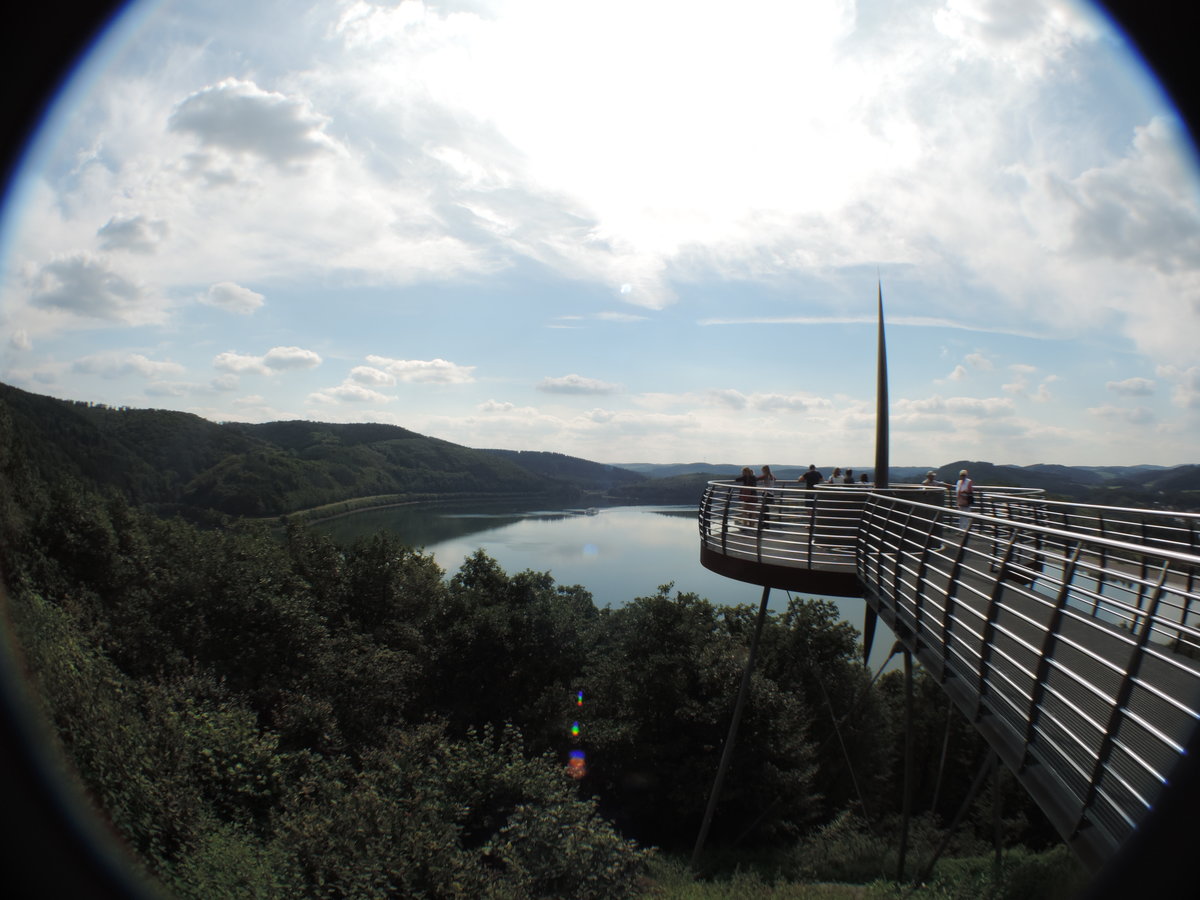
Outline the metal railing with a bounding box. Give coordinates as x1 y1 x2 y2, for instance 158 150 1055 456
699 480 1200 868
697 480 1043 580
856 493 1200 868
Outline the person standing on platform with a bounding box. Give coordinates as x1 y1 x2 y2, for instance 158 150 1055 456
737 466 758 525
802 464 822 510
758 465 777 524
843 468 855 484
955 468 975 530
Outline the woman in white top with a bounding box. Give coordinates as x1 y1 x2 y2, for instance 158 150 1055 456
955 469 975 529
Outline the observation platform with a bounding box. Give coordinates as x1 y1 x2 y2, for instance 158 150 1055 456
698 479 1200 871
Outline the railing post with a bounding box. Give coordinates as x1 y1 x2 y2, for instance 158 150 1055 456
719 486 732 554
1020 542 1084 769
755 490 767 563
1077 563 1171 837
939 521 975 685
975 534 1020 720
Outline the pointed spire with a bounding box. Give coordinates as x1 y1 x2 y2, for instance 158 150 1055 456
874 281 889 489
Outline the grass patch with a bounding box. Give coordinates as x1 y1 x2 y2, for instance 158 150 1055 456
643 844 1088 899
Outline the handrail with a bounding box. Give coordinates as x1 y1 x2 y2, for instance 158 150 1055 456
854 491 1200 869
697 480 1200 870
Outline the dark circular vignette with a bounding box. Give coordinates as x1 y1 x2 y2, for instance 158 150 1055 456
0 3 1197 898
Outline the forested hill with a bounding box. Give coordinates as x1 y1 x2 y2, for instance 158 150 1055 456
0 383 597 518
480 448 645 490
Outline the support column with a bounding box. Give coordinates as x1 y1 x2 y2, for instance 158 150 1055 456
691 584 772 872
896 647 915 881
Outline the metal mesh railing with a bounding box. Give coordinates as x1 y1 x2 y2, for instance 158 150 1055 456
698 480 877 572
855 492 1200 868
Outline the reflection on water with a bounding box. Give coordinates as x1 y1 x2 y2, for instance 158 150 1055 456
312 502 898 671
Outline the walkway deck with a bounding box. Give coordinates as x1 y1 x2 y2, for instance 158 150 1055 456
699 480 1200 871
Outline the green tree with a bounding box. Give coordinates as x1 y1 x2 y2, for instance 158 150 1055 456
581 587 817 850
421 550 596 746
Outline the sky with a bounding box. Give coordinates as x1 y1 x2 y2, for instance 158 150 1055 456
2 0 1199 468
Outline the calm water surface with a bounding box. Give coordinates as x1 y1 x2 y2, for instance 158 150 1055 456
314 501 897 669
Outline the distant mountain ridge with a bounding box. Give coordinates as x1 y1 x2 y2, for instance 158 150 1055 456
0 383 599 519
3 381 1197 517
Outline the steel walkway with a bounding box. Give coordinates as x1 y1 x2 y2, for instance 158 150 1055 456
698 480 1200 872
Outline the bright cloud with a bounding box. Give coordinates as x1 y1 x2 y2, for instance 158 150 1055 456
1088 405 1155 425
72 352 185 379
1107 376 1155 396
1157 365 1200 409
199 282 264 314
97 215 168 254
169 78 339 168
895 395 1016 417
213 346 321 374
263 346 322 370
309 382 392 404
28 254 153 323
365 356 476 384
537 374 619 395
349 365 396 386
213 351 267 375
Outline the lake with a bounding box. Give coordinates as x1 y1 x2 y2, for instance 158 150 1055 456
313 501 898 671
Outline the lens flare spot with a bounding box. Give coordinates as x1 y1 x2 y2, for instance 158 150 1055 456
567 749 587 779
576 690 584 707
571 721 580 738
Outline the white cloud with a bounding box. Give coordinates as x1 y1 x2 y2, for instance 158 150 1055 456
213 351 269 375
211 347 320 374
366 355 476 384
895 395 1016 417
145 381 195 397
263 346 322 370
965 352 994 371
536 374 619 395
1032 377 1056 402
582 408 615 423
1106 376 1155 396
199 282 264 314
1157 365 1200 409
752 394 821 412
309 382 391 404
28 254 155 322
169 78 339 169
72 352 184 379
478 399 539 416
1088 405 1154 425
349 365 396 386
708 389 748 410
9 330 31 351
96 215 168 254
